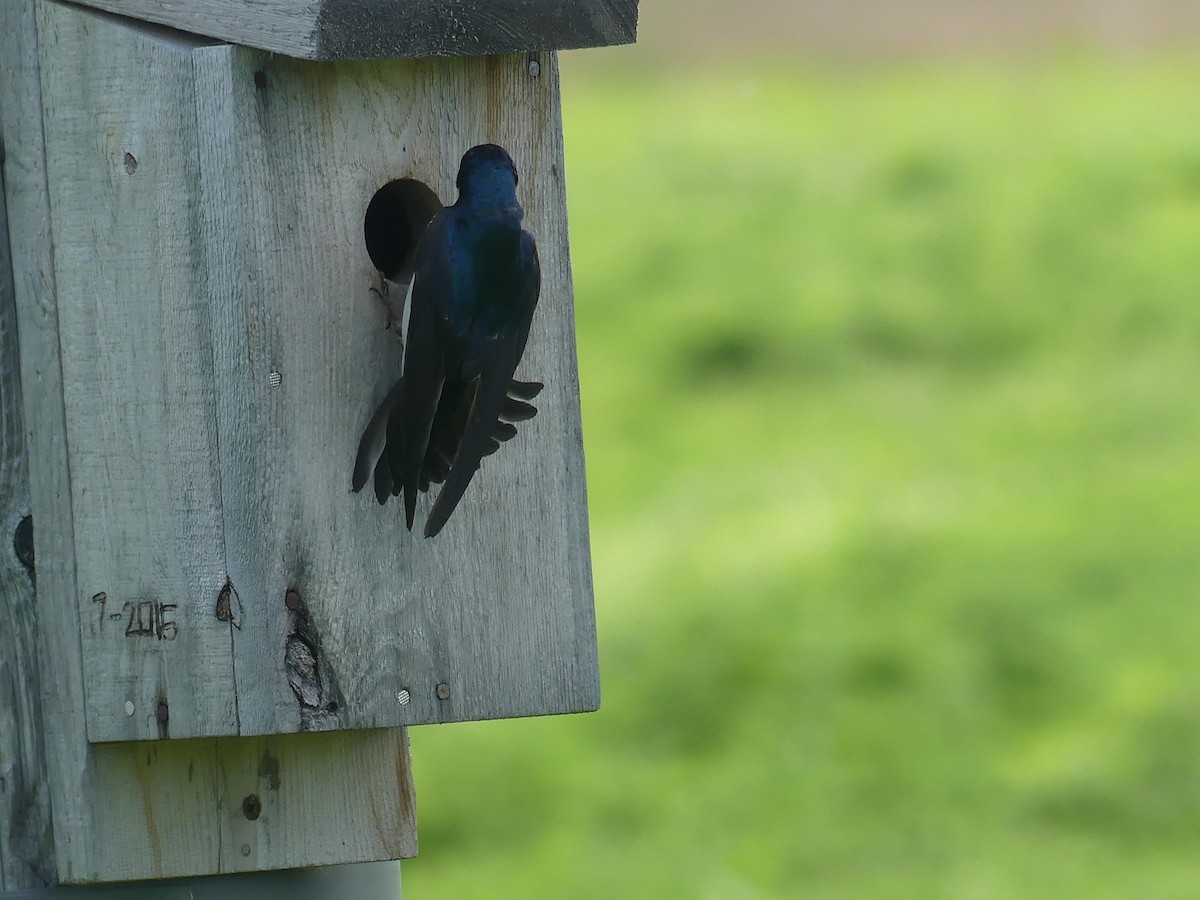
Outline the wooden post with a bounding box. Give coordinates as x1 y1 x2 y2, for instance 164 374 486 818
0 105 54 894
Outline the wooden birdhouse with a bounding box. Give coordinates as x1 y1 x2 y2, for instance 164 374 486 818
0 0 635 887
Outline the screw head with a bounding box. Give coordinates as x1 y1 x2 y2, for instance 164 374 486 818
435 682 451 700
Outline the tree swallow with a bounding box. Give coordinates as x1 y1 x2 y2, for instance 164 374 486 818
353 144 543 537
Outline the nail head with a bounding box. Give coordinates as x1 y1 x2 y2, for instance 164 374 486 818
155 702 169 723
242 794 262 820
285 589 301 610
435 683 451 700
527 58 541 78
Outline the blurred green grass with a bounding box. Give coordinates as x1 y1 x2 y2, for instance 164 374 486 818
405 55 1200 898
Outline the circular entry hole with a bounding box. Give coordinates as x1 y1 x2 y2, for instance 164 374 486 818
364 178 442 282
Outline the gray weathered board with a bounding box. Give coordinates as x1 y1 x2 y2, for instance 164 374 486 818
33 0 598 746
2 0 419 883
0 117 55 892
62 0 639 59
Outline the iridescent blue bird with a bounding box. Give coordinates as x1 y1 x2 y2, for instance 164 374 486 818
353 144 543 537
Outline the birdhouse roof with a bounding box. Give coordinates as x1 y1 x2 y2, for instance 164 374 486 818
66 0 639 59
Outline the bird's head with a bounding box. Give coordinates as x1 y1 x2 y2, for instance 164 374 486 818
456 143 520 207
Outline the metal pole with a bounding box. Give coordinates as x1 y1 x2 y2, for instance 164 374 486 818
3 861 401 899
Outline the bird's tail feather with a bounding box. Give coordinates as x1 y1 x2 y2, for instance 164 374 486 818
353 377 542 522
351 379 403 495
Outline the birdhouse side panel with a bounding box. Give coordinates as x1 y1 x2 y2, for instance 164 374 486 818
37 1 239 743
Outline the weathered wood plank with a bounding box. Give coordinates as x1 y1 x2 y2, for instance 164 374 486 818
82 730 417 879
0 0 81 884
0 105 56 893
188 46 599 740
60 0 639 59
0 1 417 882
37 0 238 746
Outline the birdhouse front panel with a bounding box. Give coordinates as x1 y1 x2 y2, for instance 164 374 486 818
40 6 598 743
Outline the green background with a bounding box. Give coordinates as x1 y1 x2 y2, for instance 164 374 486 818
406 28 1200 900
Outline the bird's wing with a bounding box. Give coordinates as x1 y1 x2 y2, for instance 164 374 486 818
352 277 414 499
420 377 475 489
351 376 403 499
424 231 541 537
393 211 455 530
420 381 542 491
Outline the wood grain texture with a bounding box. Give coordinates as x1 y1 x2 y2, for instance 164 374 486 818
61 0 639 59
0 1 417 882
39 0 240 746
0 110 56 892
0 0 78 885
